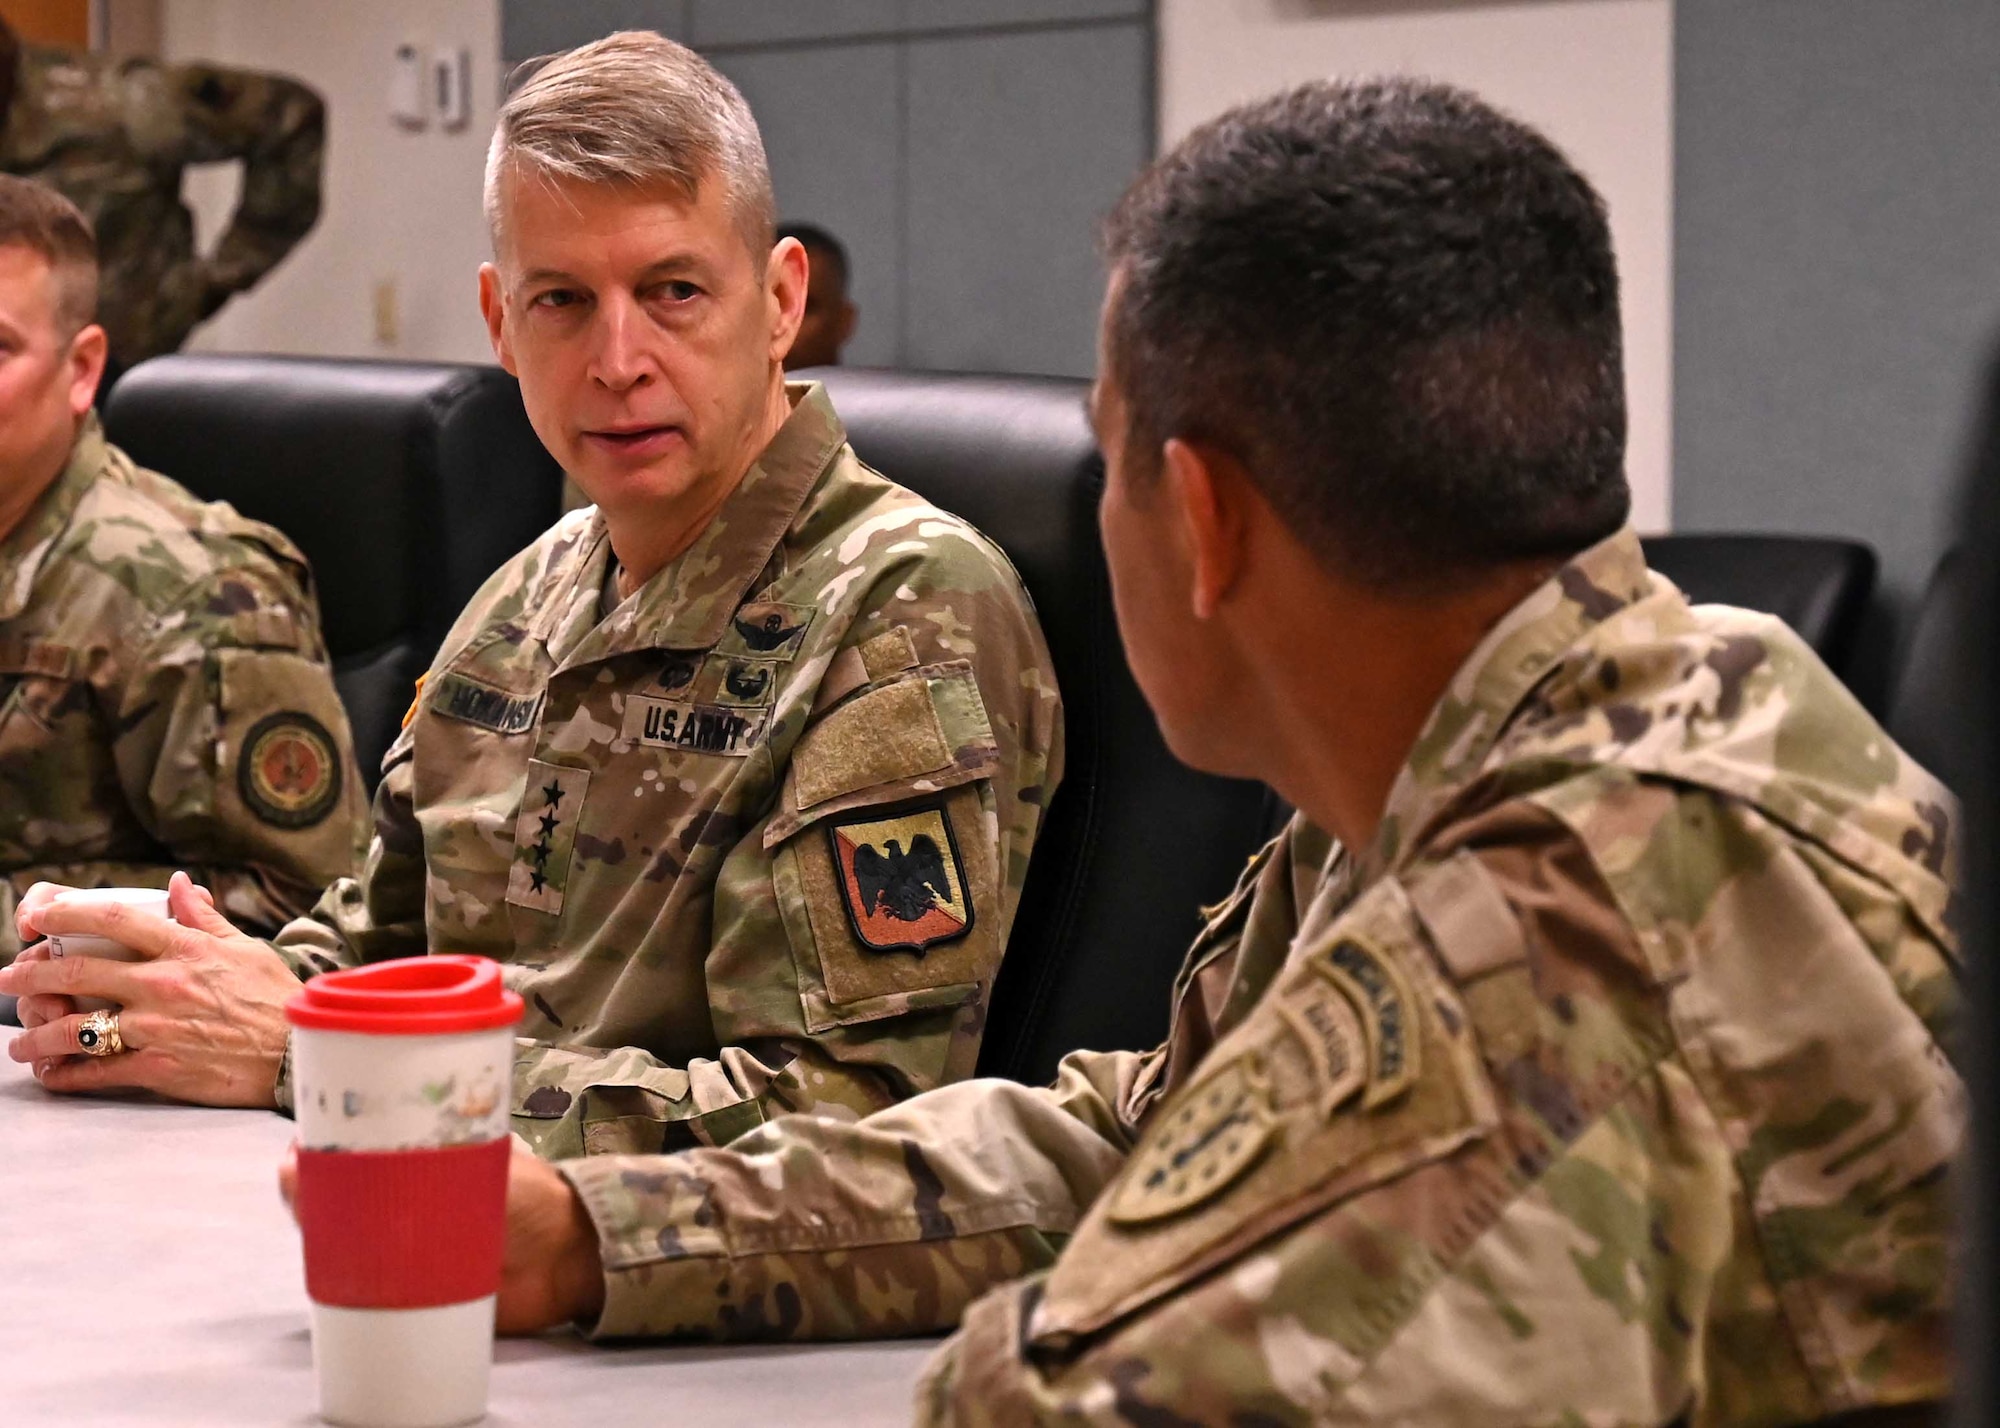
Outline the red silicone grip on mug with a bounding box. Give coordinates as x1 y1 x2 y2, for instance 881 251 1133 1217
295 1139 511 1310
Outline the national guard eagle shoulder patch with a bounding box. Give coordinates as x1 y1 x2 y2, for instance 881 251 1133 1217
239 710 343 828
826 803 973 954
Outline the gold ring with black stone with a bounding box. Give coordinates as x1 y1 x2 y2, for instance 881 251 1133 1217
76 1009 125 1057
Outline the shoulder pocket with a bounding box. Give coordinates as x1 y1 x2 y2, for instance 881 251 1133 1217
762 662 998 847
0 637 79 737
763 663 1003 1035
774 780 998 1033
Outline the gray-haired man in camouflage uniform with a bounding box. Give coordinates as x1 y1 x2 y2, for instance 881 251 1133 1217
0 13 324 372
0 174 362 1068
6 34 1062 1148
449 80 1958 1423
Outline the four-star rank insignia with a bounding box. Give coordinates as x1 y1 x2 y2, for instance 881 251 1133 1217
827 804 973 954
1108 1054 1278 1225
506 760 592 915
238 710 343 828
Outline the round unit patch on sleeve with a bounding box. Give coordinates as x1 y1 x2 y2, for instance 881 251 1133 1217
239 710 343 828
1108 1054 1279 1225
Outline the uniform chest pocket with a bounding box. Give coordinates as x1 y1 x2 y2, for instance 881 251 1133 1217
0 672 90 750
410 630 553 937
0 638 83 738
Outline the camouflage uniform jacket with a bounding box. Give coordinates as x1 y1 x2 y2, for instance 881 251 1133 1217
273 384 1064 1160
0 417 364 957
558 527 1958 1426
0 42 323 362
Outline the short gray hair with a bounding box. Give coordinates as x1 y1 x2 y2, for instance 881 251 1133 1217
484 30 775 250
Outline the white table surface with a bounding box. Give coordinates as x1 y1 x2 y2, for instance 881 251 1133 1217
0 1058 937 1426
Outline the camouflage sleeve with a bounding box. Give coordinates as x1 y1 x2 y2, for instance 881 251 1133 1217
557 1042 1158 1340
543 814 1312 1343
67 562 365 940
912 793 1961 1426
511 545 1064 1160
169 61 324 311
267 724 429 980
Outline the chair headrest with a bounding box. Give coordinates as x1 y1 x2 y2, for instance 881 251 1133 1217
1641 532 1879 673
811 369 1101 675
104 354 562 661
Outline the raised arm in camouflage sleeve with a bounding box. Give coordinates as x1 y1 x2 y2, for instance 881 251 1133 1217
1 40 325 361
0 425 364 957
170 62 325 320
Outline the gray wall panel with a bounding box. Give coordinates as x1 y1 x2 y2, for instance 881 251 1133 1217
1675 0 2000 701
501 0 687 66
500 2 1154 377
690 0 902 48
906 0 1146 29
904 26 1147 376
709 44 905 369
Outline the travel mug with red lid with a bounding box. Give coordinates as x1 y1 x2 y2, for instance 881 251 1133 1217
287 955 523 1428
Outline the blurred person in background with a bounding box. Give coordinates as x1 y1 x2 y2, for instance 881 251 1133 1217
0 11 324 386
778 221 857 369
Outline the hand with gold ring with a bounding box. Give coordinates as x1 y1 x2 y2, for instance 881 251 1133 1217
1 871 300 1106
74 1009 126 1057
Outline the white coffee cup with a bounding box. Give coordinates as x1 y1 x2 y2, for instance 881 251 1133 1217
288 957 522 1428
44 887 173 1014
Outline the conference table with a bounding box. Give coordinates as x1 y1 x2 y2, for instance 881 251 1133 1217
0 1058 938 1426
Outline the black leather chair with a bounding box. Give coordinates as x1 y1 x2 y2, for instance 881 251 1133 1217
105 355 565 788
1887 549 1964 790
1641 533 1879 675
815 369 1275 1084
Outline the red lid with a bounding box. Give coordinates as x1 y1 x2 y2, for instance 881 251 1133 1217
286 955 524 1036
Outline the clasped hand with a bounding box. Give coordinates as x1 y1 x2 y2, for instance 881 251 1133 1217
0 872 301 1107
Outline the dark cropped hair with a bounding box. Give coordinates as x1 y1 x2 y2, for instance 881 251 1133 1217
778 221 848 289
0 174 101 334
1102 77 1630 596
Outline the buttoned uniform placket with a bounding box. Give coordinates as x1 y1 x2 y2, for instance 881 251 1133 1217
473 395 846 1044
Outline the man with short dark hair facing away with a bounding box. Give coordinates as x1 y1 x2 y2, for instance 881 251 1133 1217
465 78 1958 1427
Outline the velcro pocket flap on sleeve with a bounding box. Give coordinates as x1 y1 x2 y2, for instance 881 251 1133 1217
763 663 999 848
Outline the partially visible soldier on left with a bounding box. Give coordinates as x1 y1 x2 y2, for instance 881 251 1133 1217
0 175 363 1037
0 12 324 377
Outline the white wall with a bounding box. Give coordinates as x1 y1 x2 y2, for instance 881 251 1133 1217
162 0 499 364
156 0 1674 519
1159 0 1675 530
